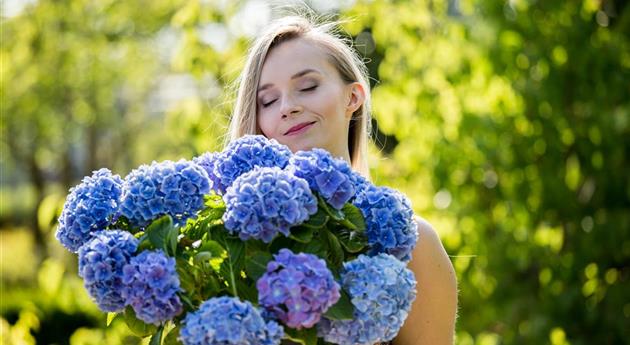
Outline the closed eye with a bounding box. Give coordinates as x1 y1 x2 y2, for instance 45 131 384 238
301 85 317 92
262 99 276 108
261 85 317 108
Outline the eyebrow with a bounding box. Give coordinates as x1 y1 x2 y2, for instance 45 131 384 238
257 68 320 92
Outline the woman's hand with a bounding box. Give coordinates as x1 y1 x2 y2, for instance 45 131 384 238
394 217 459 345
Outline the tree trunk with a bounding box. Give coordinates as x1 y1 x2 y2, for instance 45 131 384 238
28 148 48 262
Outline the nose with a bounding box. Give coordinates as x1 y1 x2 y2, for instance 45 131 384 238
279 95 303 119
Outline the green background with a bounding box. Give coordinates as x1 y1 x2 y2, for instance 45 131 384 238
1 0 628 344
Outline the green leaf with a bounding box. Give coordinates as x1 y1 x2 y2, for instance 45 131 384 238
290 225 315 243
176 258 197 295
302 208 329 229
109 215 131 232
124 306 158 337
236 278 259 304
284 327 318 345
195 238 228 273
205 193 225 209
269 235 295 254
244 239 268 254
137 233 154 252
323 289 355 320
222 237 245 272
166 226 180 256
302 327 318 345
163 325 182 345
106 312 119 327
293 235 327 259
178 292 196 311
204 206 226 222
217 236 245 297
341 203 366 231
244 251 273 281
332 226 367 254
146 215 175 253
323 229 344 270
149 326 164 345
199 274 222 299
282 330 306 345
318 196 344 221
199 239 226 257
193 251 214 265
195 238 227 275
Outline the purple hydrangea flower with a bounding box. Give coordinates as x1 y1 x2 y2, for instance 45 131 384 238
56 168 123 252
353 185 418 261
223 167 317 243
179 296 284 345
192 152 223 194
286 149 356 209
121 250 182 325
77 230 138 312
317 254 417 345
257 249 340 329
120 159 210 228
213 135 292 194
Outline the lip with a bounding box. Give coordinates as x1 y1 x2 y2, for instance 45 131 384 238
284 121 316 136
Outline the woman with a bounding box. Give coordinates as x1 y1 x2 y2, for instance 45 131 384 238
227 15 458 345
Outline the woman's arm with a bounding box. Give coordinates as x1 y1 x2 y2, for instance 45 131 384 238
393 216 459 345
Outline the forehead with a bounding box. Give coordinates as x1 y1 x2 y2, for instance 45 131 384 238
259 38 337 85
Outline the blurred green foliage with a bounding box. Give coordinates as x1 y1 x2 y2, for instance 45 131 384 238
1 0 628 344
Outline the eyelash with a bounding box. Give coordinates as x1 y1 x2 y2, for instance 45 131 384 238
261 85 318 108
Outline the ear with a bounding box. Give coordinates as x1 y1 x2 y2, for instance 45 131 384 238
345 82 366 119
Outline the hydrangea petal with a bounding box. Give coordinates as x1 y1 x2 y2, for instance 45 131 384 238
179 296 283 345
287 149 356 209
257 249 340 329
121 250 182 325
223 167 317 243
77 230 138 312
317 254 417 344
120 160 210 228
57 169 123 252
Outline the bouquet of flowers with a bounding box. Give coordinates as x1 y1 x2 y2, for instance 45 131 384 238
56 135 419 345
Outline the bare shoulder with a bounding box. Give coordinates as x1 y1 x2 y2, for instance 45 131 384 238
393 216 458 345
409 215 457 294
414 215 442 249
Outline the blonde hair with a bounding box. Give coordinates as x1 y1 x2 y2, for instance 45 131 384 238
227 14 372 178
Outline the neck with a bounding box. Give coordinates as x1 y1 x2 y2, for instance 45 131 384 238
328 145 352 166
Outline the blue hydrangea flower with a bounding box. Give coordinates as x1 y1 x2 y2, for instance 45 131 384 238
121 250 183 325
77 230 138 312
56 168 124 252
257 249 340 329
286 149 356 209
179 296 284 345
223 167 317 243
120 159 210 228
192 152 223 194
317 254 417 345
353 185 418 261
349 170 371 199
213 135 292 194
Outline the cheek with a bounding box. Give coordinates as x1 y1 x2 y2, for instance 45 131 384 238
257 112 277 138
317 87 347 120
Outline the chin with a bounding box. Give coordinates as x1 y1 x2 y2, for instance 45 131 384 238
279 137 319 154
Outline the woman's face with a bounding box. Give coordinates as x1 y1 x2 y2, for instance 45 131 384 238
256 38 364 160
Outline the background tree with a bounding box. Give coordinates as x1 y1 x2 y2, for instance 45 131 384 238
1 0 628 344
343 0 629 343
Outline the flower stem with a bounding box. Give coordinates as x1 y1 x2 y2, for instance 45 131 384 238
339 218 357 230
229 266 238 298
